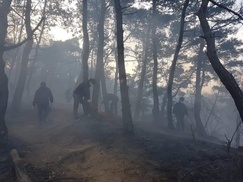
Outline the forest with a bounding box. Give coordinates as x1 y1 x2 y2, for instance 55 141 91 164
1 0 243 181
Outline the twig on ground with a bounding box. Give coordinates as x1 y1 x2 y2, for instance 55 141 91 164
225 122 242 154
178 158 229 181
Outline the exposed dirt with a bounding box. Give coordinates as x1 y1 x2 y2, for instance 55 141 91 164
6 105 243 182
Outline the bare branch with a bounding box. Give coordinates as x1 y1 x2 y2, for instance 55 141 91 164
225 121 242 153
123 10 139 16
124 32 132 42
121 4 133 10
10 7 25 20
172 69 196 98
4 17 45 51
209 0 243 20
204 90 220 128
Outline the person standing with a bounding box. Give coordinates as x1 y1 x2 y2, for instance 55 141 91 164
33 82 53 126
73 78 95 119
173 97 188 131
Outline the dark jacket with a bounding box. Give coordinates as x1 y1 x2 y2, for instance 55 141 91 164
73 81 90 100
33 86 53 106
173 102 188 117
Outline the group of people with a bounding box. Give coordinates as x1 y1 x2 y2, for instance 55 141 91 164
32 79 189 131
32 78 119 125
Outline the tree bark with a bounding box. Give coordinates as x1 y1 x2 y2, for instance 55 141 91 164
197 0 243 123
26 0 47 96
92 0 106 112
113 45 119 96
167 0 189 129
151 0 160 124
79 0 89 83
114 0 133 133
10 0 33 112
134 22 151 120
101 66 109 113
194 40 207 136
161 91 167 123
0 0 13 145
8 19 25 83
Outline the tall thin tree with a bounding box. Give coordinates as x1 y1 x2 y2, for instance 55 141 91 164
0 0 13 145
79 0 89 83
113 0 133 133
197 0 243 123
134 19 151 120
0 0 43 145
167 0 189 129
10 0 34 112
194 40 207 136
26 0 48 96
151 0 160 124
92 0 106 112
113 44 119 96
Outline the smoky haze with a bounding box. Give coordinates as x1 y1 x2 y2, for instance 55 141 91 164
4 0 243 147
1 0 243 181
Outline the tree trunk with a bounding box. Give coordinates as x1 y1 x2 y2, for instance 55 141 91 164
113 45 118 96
8 3 25 82
151 0 160 124
8 48 20 82
114 0 133 133
101 66 109 113
134 22 150 120
26 0 47 96
161 91 167 124
10 0 33 112
0 0 13 145
92 0 106 112
78 0 89 83
194 40 207 136
197 0 243 123
167 0 189 129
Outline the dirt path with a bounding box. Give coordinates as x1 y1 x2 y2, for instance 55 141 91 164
7 105 241 182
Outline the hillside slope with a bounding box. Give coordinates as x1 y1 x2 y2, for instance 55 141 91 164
7 106 241 182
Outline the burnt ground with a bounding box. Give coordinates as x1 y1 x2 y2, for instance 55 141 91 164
3 104 243 182
0 147 16 182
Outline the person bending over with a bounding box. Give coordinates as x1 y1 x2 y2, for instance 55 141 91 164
73 78 95 119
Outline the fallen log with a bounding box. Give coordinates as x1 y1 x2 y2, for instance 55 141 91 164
10 149 31 182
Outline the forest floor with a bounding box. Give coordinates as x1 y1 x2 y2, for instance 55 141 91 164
4 104 243 182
